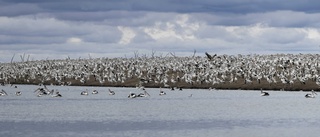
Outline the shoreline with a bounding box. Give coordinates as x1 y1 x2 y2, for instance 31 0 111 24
5 77 319 91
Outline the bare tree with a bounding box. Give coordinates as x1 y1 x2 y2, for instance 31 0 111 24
88 54 92 60
11 54 15 64
170 52 176 58
142 53 148 59
26 55 30 62
192 49 196 58
151 50 156 58
20 53 25 62
134 51 139 58
159 53 163 58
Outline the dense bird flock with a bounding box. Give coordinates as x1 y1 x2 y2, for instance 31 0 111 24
1 53 320 91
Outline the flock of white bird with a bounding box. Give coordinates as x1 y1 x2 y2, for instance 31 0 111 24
0 53 320 95
0 84 317 99
0 84 169 98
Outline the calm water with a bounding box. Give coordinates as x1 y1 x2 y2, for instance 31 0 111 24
0 85 320 137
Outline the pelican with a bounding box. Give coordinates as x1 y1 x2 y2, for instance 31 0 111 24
81 89 89 95
52 91 62 97
128 92 137 98
37 93 43 97
305 90 317 98
260 88 269 96
137 88 150 97
10 84 17 88
108 89 115 95
34 88 49 95
15 91 22 96
0 89 8 96
159 88 166 96
34 85 54 96
48 89 55 95
92 90 98 94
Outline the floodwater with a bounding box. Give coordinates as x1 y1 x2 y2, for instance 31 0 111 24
0 85 320 137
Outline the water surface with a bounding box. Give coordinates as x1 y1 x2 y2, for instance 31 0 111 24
0 85 319 137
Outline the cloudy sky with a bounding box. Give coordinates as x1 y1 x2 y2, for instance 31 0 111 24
1 0 320 62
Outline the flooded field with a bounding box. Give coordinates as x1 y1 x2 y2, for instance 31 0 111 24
0 85 320 137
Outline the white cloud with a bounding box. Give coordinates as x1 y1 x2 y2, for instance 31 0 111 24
143 14 200 41
117 26 136 45
66 37 83 44
304 28 320 40
144 22 183 40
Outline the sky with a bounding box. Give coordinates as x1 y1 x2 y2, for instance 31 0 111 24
1 0 320 62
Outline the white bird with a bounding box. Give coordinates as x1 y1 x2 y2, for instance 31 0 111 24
37 94 43 97
0 89 8 96
159 88 166 96
15 91 22 96
52 91 62 97
128 92 137 98
137 88 150 97
260 88 269 96
92 90 98 94
108 89 115 95
305 90 317 98
34 87 51 96
81 89 89 95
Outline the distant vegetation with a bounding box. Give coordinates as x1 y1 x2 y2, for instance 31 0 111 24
1 53 320 91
